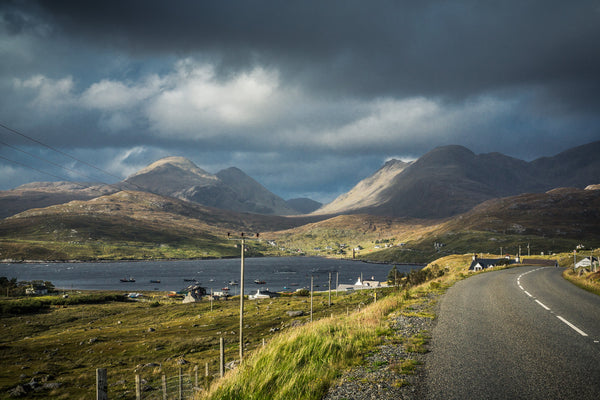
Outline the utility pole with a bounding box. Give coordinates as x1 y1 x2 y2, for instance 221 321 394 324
227 232 259 362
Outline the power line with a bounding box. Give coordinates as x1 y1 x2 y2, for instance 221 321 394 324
0 154 85 186
0 122 123 182
0 122 152 193
0 138 108 185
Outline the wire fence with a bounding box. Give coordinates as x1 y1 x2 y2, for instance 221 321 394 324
141 372 199 400
97 366 208 400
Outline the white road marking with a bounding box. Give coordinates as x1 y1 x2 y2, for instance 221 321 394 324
557 316 588 337
535 299 551 311
518 267 593 339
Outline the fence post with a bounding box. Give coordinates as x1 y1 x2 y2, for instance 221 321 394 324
162 374 167 400
135 374 142 400
178 367 183 400
220 337 225 377
205 362 209 390
96 368 107 400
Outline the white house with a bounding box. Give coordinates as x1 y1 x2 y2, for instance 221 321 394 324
249 289 279 300
25 285 48 295
575 256 598 269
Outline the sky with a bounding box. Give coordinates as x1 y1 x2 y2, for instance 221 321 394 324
0 1 599 203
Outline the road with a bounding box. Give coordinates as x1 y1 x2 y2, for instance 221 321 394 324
423 266 600 399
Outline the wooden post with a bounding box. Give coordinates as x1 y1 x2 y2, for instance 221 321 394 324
96 368 107 400
135 374 142 400
205 362 209 390
194 364 198 389
220 337 225 377
178 367 183 400
162 374 167 400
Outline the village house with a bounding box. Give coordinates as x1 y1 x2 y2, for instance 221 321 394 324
468 254 515 271
25 285 48 295
248 289 280 300
575 256 599 270
181 285 207 303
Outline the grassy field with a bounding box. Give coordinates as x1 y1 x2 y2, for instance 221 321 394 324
0 287 388 399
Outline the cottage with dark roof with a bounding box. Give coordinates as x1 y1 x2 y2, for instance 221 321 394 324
469 255 515 271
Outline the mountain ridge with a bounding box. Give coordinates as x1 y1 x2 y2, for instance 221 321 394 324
314 141 600 218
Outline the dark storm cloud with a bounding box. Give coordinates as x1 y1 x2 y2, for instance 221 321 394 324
27 0 600 105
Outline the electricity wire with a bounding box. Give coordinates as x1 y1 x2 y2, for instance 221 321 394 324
0 122 148 193
0 138 106 185
0 154 84 186
0 122 123 182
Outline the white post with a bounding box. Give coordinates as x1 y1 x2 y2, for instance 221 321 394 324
310 275 313 322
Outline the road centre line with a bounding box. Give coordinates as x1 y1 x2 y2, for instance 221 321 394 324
557 316 589 337
535 299 551 311
518 268 592 339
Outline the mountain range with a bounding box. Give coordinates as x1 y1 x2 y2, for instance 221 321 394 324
316 141 600 218
1 141 598 220
1 140 599 262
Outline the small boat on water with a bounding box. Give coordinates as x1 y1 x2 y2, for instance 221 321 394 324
150 280 161 284
229 280 239 286
183 278 198 282
222 287 230 291
254 279 266 284
120 277 135 283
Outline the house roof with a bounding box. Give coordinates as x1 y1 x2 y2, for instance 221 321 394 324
468 258 504 270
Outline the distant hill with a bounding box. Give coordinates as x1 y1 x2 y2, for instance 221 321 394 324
315 159 410 215
0 190 323 261
275 186 600 264
285 198 322 214
0 157 302 218
314 141 600 219
0 181 117 218
122 157 299 215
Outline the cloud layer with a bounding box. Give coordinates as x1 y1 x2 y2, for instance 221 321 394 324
1 1 599 201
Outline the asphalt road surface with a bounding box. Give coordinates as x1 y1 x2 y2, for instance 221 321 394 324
424 266 600 399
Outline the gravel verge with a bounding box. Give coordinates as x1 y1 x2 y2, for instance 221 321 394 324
322 293 438 400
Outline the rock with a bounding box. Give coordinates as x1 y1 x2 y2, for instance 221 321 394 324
8 384 28 397
42 382 62 390
286 310 304 317
88 337 98 344
147 327 156 332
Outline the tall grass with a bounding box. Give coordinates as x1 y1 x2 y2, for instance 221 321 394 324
202 294 402 400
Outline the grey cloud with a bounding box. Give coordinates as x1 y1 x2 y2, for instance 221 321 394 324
22 1 600 104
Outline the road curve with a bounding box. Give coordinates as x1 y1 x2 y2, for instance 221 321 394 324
423 266 600 399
